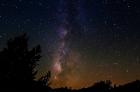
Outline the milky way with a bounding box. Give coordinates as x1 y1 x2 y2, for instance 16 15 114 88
52 26 68 79
51 0 84 83
0 0 140 89
51 0 67 79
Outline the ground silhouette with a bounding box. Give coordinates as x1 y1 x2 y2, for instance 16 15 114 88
0 34 139 92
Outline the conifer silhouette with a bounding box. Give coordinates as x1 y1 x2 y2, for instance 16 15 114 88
0 34 42 91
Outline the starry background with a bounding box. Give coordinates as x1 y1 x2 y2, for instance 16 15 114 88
0 0 140 89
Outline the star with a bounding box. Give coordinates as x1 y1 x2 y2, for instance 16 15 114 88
0 35 2 38
126 69 129 73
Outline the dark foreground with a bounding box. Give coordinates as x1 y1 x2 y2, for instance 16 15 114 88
1 80 140 92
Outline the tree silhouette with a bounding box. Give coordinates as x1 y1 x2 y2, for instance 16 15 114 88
0 34 45 91
33 71 52 91
38 71 51 86
89 80 112 92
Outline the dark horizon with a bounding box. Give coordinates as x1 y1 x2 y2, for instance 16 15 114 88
51 80 140 90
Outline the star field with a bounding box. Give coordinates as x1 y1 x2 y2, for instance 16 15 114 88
0 0 140 89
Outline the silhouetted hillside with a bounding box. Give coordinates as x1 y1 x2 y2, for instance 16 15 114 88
112 80 140 92
52 80 140 92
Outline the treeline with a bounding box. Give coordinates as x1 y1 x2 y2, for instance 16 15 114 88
0 34 51 91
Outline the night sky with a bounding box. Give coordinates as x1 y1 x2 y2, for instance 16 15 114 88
0 0 140 89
